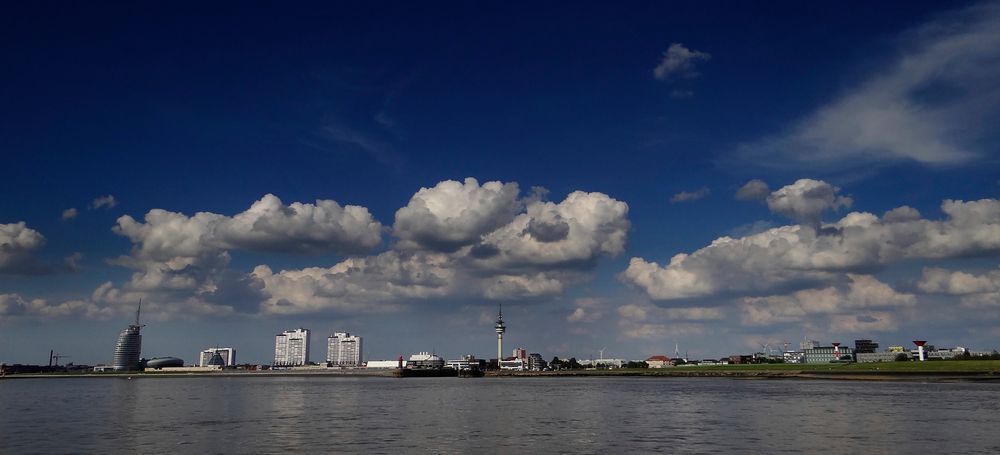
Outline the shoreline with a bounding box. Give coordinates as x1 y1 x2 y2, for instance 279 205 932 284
4 367 1000 382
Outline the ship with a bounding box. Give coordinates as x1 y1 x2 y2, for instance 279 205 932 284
391 352 458 378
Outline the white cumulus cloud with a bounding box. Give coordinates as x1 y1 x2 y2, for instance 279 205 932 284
766 179 852 225
0 222 47 274
393 178 520 252
740 274 913 330
91 194 382 319
918 266 1000 308
255 183 631 314
622 197 1000 300
735 179 770 201
467 191 630 272
114 193 382 258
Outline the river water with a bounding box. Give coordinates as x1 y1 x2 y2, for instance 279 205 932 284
1 376 998 454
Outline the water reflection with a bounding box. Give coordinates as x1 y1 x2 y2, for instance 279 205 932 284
1 377 999 453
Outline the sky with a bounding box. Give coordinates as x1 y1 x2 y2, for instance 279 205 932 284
3 1 1000 365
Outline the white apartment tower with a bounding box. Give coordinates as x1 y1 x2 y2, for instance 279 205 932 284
199 347 237 367
326 332 363 367
274 328 310 366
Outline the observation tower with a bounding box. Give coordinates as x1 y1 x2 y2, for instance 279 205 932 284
495 304 506 366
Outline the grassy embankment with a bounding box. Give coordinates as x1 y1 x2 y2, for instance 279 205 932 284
506 360 1000 378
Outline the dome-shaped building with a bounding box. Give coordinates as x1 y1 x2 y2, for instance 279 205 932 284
407 352 445 369
144 357 185 369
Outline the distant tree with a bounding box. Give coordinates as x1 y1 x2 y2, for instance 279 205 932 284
625 361 648 369
550 357 563 370
567 357 582 369
895 353 910 362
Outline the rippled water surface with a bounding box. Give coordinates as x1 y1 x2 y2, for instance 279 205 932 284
1 376 999 453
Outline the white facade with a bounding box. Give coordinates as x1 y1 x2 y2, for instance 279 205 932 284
500 358 527 371
274 328 310 366
199 347 236 367
448 355 485 371
326 332 363 367
367 359 406 368
145 366 221 373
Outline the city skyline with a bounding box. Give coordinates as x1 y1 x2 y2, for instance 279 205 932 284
4 1 1000 365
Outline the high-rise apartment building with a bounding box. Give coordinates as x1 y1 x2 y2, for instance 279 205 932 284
199 347 237 367
326 332 363 367
274 328 310 366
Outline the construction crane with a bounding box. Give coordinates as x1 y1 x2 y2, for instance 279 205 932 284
49 352 70 366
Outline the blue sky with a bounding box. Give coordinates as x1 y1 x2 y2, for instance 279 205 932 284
3 1 1000 365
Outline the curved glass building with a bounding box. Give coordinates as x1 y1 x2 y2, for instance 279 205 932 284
112 325 142 371
112 301 145 371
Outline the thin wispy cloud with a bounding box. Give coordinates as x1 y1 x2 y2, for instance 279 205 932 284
733 2 1000 171
60 208 78 220
324 123 404 171
653 43 711 80
91 195 117 210
670 187 710 203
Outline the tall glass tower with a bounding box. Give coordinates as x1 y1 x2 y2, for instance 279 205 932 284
112 300 145 371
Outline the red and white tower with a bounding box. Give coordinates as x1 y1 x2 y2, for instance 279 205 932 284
832 342 841 360
913 340 927 361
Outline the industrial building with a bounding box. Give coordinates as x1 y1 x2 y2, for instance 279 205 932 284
800 339 820 351
854 339 879 354
783 351 805 364
274 328 310 366
856 352 899 362
803 345 854 363
326 332 363 367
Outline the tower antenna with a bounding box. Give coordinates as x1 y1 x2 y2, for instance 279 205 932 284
495 302 506 369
